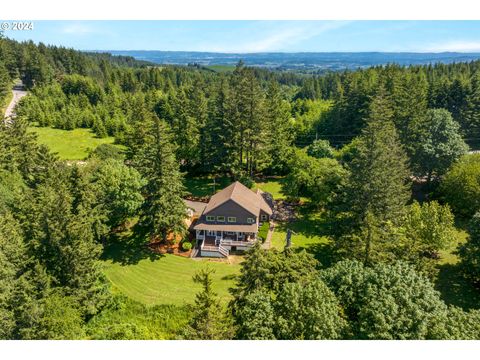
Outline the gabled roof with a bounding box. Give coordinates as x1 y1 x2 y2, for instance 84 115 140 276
203 181 273 216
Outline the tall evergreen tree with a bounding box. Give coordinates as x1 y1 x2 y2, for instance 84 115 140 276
22 166 110 317
334 86 410 264
204 78 233 174
462 71 480 142
228 62 268 178
184 268 233 340
265 81 294 174
131 114 187 242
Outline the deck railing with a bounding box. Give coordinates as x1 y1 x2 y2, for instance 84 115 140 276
220 239 256 247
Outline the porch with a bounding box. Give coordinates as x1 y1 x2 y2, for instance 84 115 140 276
196 229 256 243
196 230 257 257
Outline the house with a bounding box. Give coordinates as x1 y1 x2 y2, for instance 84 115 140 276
192 181 273 257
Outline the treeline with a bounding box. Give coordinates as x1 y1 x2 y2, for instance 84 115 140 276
296 62 480 150
0 35 151 88
16 59 298 178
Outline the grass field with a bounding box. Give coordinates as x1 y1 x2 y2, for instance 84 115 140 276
86 298 190 339
435 223 480 310
205 65 236 73
103 253 240 305
184 176 231 197
185 176 287 200
253 178 287 200
271 208 334 266
27 126 116 160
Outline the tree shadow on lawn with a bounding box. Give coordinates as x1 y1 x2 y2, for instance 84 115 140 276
303 242 337 268
184 176 231 198
436 263 480 311
102 224 164 266
277 205 337 268
288 204 331 237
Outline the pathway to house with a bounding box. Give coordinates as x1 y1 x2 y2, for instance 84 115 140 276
262 221 275 249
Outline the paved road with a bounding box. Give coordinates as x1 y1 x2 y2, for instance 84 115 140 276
4 84 27 119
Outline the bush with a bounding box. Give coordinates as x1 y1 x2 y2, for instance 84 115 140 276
182 241 192 251
257 222 269 242
88 143 124 161
307 139 335 159
440 154 480 217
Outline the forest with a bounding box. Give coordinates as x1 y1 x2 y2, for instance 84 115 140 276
2 35 480 339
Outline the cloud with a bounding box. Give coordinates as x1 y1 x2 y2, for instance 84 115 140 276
205 21 352 53
423 40 480 52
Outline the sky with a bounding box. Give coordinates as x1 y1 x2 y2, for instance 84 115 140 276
3 20 480 53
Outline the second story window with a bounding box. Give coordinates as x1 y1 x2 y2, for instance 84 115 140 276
228 217 236 223
217 216 225 222
247 218 255 224
206 216 215 222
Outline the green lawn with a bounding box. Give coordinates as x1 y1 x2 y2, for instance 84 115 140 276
185 176 287 200
103 254 240 306
184 176 231 197
27 126 116 160
271 208 334 266
253 178 287 200
435 223 480 310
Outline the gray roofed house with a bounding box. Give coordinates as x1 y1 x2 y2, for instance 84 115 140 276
192 181 272 257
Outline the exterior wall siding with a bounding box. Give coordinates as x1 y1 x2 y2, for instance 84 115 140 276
201 199 257 225
259 209 270 222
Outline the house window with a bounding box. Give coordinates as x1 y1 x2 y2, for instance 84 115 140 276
217 216 225 222
206 216 215 222
226 231 234 235
261 214 267 221
247 218 255 224
228 217 236 223
207 230 215 236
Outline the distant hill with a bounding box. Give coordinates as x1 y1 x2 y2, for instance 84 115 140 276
101 50 480 73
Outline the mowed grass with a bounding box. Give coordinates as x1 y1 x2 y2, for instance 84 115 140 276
253 178 287 200
185 175 287 200
103 254 240 306
27 126 116 160
271 207 334 266
184 176 231 197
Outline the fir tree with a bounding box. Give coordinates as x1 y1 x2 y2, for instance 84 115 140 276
131 114 187 242
184 268 233 340
265 81 294 174
335 86 410 264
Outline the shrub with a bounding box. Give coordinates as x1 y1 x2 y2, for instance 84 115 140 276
182 241 192 251
440 154 480 217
